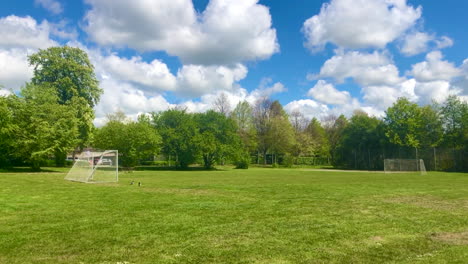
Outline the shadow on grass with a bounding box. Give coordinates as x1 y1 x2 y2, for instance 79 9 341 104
133 166 230 172
0 167 65 173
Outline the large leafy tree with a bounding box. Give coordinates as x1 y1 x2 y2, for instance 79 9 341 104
384 98 422 149
440 95 468 149
12 84 79 170
152 109 200 169
195 110 241 169
94 112 161 167
338 111 383 169
28 46 102 155
0 96 17 168
266 101 295 164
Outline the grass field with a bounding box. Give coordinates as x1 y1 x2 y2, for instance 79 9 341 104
1 168 467 263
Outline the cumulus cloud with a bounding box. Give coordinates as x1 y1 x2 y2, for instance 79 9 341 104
307 80 350 105
94 79 175 126
302 0 421 51
435 36 454 49
400 33 454 56
400 32 433 56
34 0 63 15
0 15 57 49
175 64 248 97
315 50 403 86
361 79 417 110
409 51 461 82
84 0 279 65
0 49 34 91
284 99 329 120
97 54 177 93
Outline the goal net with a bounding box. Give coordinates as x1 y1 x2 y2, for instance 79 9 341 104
65 150 118 183
384 159 427 175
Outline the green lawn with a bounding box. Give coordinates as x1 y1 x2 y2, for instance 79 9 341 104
0 168 467 263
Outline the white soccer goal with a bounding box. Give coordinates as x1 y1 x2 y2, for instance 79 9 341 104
384 159 427 175
65 150 119 183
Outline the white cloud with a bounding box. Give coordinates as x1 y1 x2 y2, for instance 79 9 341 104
409 51 461 82
35 0 63 15
0 15 57 49
435 36 454 49
94 79 175 126
316 50 403 86
400 32 433 56
284 99 329 121
0 49 34 91
414 80 455 104
307 80 350 105
98 54 177 93
400 33 454 56
0 89 12 97
84 0 279 65
302 0 421 51
361 79 417 110
175 64 248 97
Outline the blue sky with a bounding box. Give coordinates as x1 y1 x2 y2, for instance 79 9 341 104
1 0 467 125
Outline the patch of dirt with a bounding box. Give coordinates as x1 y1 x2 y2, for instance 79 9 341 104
385 195 468 211
430 231 468 245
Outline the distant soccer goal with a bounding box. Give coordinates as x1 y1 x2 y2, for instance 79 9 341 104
384 159 427 175
65 150 118 183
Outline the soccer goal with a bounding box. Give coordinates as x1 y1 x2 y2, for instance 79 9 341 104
65 150 118 183
384 159 427 175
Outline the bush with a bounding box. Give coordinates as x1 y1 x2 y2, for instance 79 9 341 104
282 154 295 168
272 162 279 168
235 158 249 169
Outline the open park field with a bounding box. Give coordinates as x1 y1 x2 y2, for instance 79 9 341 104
1 168 467 263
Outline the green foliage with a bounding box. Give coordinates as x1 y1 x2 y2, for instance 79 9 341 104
13 84 79 170
152 109 200 169
94 113 161 167
440 95 468 149
384 98 422 148
28 46 102 152
337 111 384 169
28 46 101 107
281 153 295 168
195 110 242 169
0 96 16 168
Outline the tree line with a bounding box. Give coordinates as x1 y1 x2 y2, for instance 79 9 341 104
1 46 467 171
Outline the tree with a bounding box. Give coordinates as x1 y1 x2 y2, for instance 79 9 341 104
94 113 161 168
305 118 330 159
0 95 17 168
253 97 273 164
338 111 382 169
323 114 348 165
440 95 468 149
384 98 422 149
29 46 101 107
28 46 103 157
195 110 241 169
212 92 231 116
266 101 295 164
230 101 257 154
152 109 199 169
12 84 79 170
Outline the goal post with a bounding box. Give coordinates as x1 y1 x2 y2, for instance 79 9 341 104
65 150 119 183
384 159 427 175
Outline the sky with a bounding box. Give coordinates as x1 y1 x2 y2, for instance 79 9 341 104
0 0 467 126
